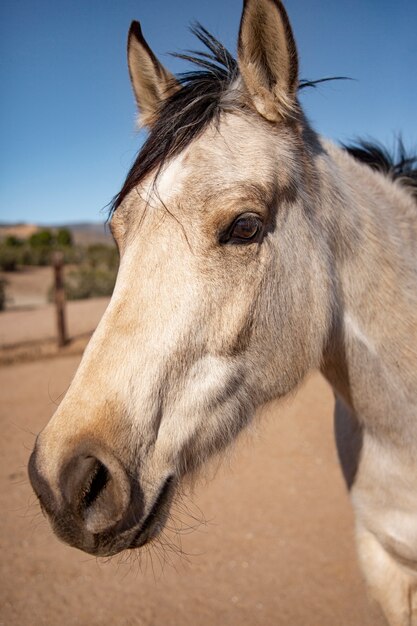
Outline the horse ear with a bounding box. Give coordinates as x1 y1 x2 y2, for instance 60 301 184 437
127 21 180 128
237 0 299 122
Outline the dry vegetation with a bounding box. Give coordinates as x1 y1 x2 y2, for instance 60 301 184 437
0 223 118 311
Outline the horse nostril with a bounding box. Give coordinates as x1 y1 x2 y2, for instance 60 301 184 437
62 455 102 509
78 459 110 512
60 452 130 535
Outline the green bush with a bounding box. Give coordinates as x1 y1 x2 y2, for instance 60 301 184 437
85 244 119 270
0 243 22 271
29 229 54 248
62 243 119 300
5 235 24 247
0 228 118 302
56 228 73 247
0 237 83 270
64 266 117 300
24 245 52 266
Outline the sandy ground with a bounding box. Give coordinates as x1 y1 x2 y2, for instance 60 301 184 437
1 261 111 313
1 267 53 310
0 297 109 347
0 354 384 625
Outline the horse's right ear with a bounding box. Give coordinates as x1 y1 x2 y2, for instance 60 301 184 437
237 0 299 122
127 21 179 128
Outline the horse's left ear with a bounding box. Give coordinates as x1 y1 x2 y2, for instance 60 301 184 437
237 0 299 122
127 21 180 128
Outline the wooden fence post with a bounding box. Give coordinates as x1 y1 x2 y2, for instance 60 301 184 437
52 251 68 347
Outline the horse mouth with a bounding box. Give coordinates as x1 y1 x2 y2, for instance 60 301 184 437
128 475 175 549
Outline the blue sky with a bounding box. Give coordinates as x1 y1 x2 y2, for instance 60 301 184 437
1 0 416 225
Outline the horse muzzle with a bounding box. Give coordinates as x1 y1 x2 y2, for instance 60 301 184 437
28 441 175 556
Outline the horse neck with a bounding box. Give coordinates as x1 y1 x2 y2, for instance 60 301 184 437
318 141 417 441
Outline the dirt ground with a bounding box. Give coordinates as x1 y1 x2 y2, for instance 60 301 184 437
1 266 52 310
0 353 384 625
0 297 108 347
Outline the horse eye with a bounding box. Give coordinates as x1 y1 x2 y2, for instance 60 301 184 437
221 213 262 244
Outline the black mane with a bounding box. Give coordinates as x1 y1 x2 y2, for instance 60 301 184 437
343 140 417 198
110 24 417 216
110 25 238 215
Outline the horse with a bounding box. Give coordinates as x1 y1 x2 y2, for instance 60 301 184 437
28 1 417 623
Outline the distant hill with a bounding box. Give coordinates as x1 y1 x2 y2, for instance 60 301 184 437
57 222 113 245
0 223 40 239
0 222 113 246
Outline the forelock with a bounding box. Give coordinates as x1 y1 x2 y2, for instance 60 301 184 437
109 25 240 217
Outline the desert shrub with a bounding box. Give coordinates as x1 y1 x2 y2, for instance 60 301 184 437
64 266 117 300
56 228 73 247
29 229 54 248
24 245 52 266
63 244 119 300
0 226 117 293
0 278 7 311
0 229 56 268
0 239 82 269
0 243 22 271
4 235 24 247
85 244 119 270
56 245 84 265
